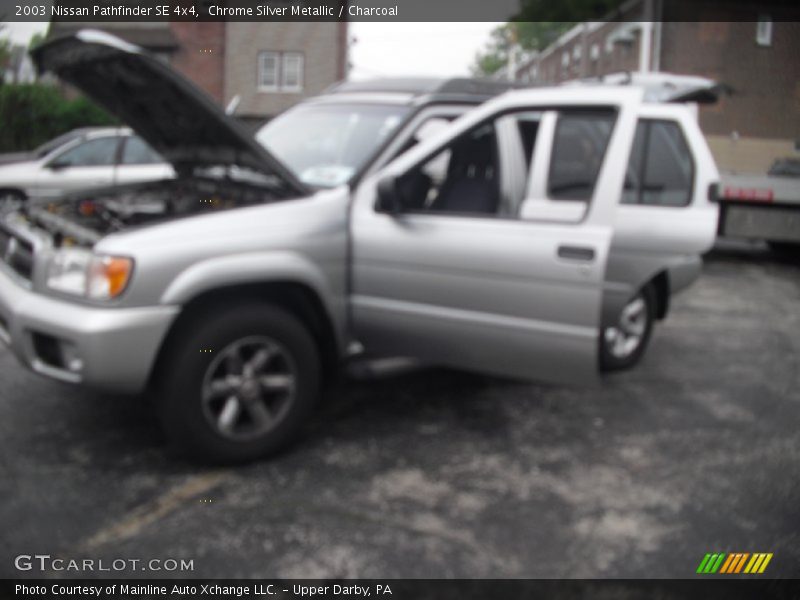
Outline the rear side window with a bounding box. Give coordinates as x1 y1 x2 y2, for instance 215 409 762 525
121 136 162 165
548 111 615 201
623 120 694 207
51 137 119 167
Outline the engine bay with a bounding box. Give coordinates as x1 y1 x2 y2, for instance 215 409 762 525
21 176 284 248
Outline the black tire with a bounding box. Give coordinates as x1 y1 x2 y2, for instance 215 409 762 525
600 284 657 372
156 303 321 464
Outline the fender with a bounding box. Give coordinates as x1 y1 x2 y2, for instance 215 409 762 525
159 250 345 345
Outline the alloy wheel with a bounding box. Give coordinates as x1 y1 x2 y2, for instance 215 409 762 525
604 293 648 360
201 336 297 440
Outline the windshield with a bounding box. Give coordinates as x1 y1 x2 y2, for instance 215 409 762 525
256 103 409 188
34 130 87 158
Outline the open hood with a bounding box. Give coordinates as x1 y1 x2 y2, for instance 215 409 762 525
32 30 308 197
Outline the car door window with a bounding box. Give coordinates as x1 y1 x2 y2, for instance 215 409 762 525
548 111 615 201
121 136 162 165
393 121 500 216
388 115 458 163
622 120 694 207
50 137 119 167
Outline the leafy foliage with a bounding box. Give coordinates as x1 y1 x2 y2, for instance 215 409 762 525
0 23 10 81
472 22 574 77
472 0 625 77
0 84 116 153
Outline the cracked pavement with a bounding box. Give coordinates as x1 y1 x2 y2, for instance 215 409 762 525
2 241 799 579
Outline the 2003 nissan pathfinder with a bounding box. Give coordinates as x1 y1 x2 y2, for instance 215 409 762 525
0 31 719 462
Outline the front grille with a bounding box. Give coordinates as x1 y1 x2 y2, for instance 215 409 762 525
0 225 35 282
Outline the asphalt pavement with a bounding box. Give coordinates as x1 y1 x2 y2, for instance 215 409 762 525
1 241 798 579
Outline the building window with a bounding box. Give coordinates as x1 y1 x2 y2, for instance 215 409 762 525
258 51 279 91
281 52 304 92
756 16 773 46
590 44 600 61
561 51 570 67
573 45 581 61
258 51 304 93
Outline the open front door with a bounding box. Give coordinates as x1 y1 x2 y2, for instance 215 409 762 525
350 89 641 385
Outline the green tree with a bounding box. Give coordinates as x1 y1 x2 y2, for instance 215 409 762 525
471 22 574 77
28 32 45 51
0 84 116 152
0 21 11 82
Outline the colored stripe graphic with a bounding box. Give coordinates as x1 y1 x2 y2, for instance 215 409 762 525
698 552 773 574
697 553 726 573
744 554 762 573
710 553 726 573
721 553 740 573
758 553 773 573
734 553 749 573
719 554 736 573
696 554 712 573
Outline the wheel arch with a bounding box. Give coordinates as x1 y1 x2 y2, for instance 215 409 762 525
0 187 28 199
650 269 670 321
148 280 343 392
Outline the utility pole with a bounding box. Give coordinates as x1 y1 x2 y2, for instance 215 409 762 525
639 0 654 73
507 24 518 83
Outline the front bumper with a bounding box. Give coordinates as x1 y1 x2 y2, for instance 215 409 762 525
0 267 178 394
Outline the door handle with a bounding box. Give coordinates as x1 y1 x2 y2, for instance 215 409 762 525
557 245 595 262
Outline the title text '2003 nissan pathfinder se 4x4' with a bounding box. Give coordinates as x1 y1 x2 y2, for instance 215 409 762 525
0 31 719 462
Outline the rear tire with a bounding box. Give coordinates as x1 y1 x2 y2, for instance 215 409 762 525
600 285 657 372
156 303 320 464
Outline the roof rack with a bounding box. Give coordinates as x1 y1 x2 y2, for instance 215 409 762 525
561 71 732 104
326 77 520 99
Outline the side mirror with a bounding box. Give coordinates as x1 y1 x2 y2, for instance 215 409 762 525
375 175 402 214
47 160 70 171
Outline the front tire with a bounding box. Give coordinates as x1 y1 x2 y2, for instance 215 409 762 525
156 303 321 464
600 285 656 372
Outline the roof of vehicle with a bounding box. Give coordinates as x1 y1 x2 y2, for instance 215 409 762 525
81 126 133 137
322 77 520 106
562 71 728 104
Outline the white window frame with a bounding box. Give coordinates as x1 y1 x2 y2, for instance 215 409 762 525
257 51 279 92
590 44 600 61
756 16 773 47
561 51 570 67
281 52 304 93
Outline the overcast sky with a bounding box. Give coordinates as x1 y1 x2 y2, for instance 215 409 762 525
348 22 499 79
1 21 499 78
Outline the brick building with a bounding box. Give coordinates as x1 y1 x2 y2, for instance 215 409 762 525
47 20 348 125
513 0 800 174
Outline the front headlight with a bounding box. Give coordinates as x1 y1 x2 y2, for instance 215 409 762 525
47 249 133 300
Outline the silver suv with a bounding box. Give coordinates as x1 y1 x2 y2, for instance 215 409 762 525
0 31 720 462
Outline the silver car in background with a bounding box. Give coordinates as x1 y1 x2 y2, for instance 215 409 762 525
0 127 173 206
